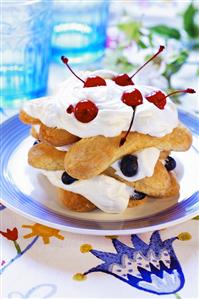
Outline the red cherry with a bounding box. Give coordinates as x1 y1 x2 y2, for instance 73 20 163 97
130 45 165 80
84 76 106 88
120 107 137 147
112 74 134 86
74 100 98 123
66 104 74 114
121 89 143 107
120 89 143 146
146 90 166 109
61 56 85 83
113 46 165 87
146 88 196 110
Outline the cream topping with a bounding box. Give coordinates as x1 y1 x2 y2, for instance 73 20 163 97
23 70 178 138
41 170 133 213
112 147 160 182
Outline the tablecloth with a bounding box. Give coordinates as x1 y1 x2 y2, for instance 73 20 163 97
1 205 199 299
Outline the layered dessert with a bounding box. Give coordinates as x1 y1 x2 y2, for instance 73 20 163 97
19 46 195 213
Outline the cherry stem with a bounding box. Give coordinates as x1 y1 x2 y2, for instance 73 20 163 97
120 106 136 146
61 56 85 84
164 88 196 99
130 45 165 79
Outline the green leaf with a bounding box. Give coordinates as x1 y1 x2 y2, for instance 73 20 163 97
149 25 181 40
118 21 141 42
183 3 199 38
163 50 188 78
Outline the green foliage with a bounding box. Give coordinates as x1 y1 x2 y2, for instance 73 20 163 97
163 50 188 79
183 3 199 38
118 21 141 42
149 25 181 40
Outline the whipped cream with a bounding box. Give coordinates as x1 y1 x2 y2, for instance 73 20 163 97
41 170 133 213
112 147 160 182
23 70 178 138
32 125 40 134
55 144 73 152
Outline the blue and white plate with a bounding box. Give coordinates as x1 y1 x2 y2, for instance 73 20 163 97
0 111 199 235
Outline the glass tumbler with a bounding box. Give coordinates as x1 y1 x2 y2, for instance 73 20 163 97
52 0 109 65
0 0 52 108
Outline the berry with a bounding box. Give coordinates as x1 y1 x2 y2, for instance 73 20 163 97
61 171 77 185
66 104 74 114
84 76 106 87
113 73 134 86
130 45 165 79
120 155 138 177
165 156 176 171
113 46 165 87
61 56 85 83
121 89 143 107
74 100 98 123
120 89 143 146
133 190 146 200
145 90 166 109
61 56 107 88
145 88 196 110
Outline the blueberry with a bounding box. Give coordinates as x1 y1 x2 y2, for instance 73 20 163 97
120 155 138 177
133 190 146 200
33 140 40 145
165 156 176 171
61 171 77 185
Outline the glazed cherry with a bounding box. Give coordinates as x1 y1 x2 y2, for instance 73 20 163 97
112 73 134 86
120 89 143 146
133 190 146 200
146 88 196 110
74 100 98 123
66 104 74 114
121 88 143 106
84 76 106 87
61 56 85 83
120 155 138 177
113 45 165 87
146 90 166 109
61 171 77 185
61 56 106 88
165 156 176 171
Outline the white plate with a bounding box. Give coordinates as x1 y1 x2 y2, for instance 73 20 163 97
0 112 199 235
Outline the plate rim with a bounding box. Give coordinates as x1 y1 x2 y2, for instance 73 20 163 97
0 111 199 235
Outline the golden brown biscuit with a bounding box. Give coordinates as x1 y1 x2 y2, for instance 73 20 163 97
56 177 178 212
28 143 65 170
160 173 179 197
39 123 80 146
30 126 39 139
19 110 41 125
128 197 147 207
64 125 192 179
104 161 171 197
56 187 148 211
56 188 96 212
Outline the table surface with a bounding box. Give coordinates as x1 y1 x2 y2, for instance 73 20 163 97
1 55 199 299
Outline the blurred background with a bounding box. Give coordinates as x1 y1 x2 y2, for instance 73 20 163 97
0 0 198 113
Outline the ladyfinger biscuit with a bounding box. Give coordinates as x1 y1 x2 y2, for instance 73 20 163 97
64 125 192 179
19 110 41 125
104 161 171 197
39 123 80 146
28 143 65 170
56 188 96 212
30 126 39 139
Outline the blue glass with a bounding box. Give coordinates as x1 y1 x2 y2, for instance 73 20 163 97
52 0 109 65
0 0 52 108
